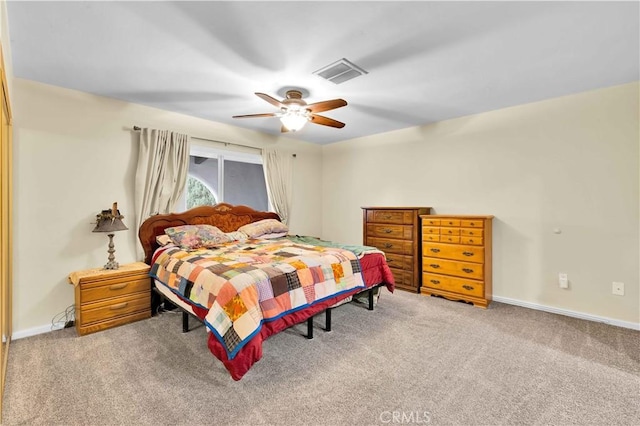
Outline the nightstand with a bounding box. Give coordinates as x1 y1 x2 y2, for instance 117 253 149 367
68 262 151 336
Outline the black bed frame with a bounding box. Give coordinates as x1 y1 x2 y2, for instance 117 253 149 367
153 283 386 339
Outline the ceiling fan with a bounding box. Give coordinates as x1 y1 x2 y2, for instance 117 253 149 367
232 90 347 132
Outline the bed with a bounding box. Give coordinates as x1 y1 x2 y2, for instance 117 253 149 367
139 203 394 380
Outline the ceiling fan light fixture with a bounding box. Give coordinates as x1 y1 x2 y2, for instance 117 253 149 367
280 110 308 132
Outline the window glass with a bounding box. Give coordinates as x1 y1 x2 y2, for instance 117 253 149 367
183 148 268 212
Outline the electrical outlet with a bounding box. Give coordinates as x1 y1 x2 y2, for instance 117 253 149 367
612 282 624 296
559 273 569 289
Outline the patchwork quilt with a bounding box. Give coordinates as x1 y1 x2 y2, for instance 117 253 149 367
151 238 365 359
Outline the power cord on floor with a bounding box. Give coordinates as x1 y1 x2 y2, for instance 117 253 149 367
51 304 75 331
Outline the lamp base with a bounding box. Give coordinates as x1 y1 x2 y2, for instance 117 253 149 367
104 233 120 270
104 260 120 270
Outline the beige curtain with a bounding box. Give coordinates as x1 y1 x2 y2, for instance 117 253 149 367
262 148 293 225
134 128 190 259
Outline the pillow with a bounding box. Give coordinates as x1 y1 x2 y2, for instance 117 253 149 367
238 219 289 239
156 234 173 246
225 230 249 242
257 232 288 240
165 224 231 249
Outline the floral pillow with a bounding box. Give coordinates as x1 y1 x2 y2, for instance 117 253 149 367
237 219 289 239
165 224 231 249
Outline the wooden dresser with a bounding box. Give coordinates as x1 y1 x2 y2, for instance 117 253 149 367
68 262 151 335
421 215 493 308
362 207 431 292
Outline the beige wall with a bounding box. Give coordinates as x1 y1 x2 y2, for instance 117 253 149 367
322 82 639 326
12 79 322 334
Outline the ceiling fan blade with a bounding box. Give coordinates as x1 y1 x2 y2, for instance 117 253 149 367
309 114 345 129
255 92 285 109
232 113 277 119
306 99 347 113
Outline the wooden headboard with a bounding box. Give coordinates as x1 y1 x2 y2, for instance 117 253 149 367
138 203 281 264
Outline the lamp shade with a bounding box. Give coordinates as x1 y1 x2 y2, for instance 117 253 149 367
92 216 128 233
93 202 128 233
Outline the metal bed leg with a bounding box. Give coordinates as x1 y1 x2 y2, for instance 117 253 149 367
306 316 314 339
325 308 332 332
368 288 375 311
182 311 189 333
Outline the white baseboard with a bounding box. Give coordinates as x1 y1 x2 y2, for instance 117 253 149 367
11 297 639 339
492 296 640 331
12 323 64 340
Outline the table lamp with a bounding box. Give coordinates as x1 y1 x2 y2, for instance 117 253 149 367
93 202 128 270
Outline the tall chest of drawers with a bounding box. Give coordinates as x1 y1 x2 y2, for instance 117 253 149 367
421 215 493 308
362 207 431 292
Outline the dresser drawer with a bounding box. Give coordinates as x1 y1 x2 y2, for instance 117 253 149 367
81 277 150 304
368 237 413 255
366 210 414 225
385 253 414 271
423 242 485 263
366 224 413 240
440 219 461 227
80 292 150 325
423 257 484 280
389 268 416 289
460 219 483 228
440 228 460 236
439 235 460 244
422 226 440 235
461 228 484 237
423 234 440 242
422 273 484 298
422 218 441 226
461 236 483 246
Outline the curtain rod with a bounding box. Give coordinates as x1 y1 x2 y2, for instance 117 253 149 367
132 126 296 157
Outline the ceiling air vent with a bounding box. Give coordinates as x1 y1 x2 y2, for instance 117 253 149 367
313 58 368 84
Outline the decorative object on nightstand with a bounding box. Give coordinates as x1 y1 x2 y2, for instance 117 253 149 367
68 262 151 336
93 202 128 270
420 215 493 308
362 207 431 293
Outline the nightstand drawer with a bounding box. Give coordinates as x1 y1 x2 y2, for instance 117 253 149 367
80 292 150 325
81 278 149 304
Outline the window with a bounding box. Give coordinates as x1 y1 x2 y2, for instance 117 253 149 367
180 145 268 212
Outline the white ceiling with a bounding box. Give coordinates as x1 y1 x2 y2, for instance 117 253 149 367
7 1 639 145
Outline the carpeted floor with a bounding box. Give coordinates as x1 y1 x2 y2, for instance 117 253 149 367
3 289 639 425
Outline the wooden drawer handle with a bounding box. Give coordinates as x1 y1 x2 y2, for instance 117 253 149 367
462 268 474 274
468 239 475 243
462 252 474 257
387 258 394 263
469 222 475 226
430 279 440 285
448 222 454 225
430 248 440 253
462 285 474 291
468 232 475 235
430 264 440 269
109 283 128 290
383 228 393 233
383 243 393 249
109 302 128 310
383 215 392 220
